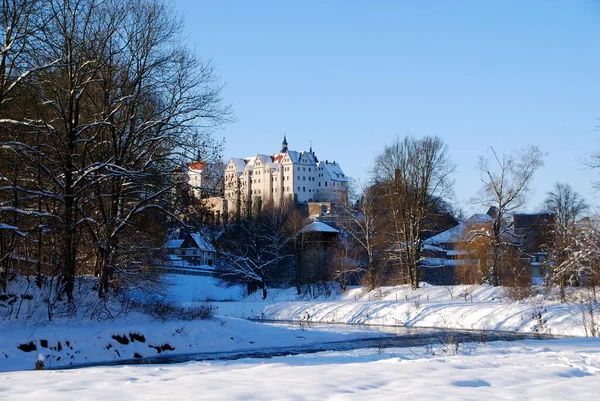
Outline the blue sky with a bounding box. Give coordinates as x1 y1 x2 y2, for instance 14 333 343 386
174 0 600 214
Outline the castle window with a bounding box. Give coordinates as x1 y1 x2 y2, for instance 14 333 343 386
303 187 305 192
297 186 300 190
325 182 328 186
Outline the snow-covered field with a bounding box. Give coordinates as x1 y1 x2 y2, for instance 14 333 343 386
2 337 598 400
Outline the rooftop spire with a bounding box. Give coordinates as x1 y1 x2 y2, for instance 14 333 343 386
281 132 288 153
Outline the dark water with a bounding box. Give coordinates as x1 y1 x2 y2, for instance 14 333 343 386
59 320 558 370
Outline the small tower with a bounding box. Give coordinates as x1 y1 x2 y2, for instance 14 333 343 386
281 134 288 153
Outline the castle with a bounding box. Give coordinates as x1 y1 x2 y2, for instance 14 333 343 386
223 136 348 216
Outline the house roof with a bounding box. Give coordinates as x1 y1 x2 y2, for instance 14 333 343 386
465 214 494 224
189 233 216 252
164 239 184 249
424 223 465 245
319 160 348 182
255 154 274 167
286 150 300 163
188 161 205 171
228 158 247 174
298 221 339 234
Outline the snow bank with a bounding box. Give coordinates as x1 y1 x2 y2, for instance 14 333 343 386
214 284 597 337
0 316 386 372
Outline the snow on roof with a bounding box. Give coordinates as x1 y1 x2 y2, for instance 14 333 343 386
271 153 285 164
298 221 339 234
420 257 455 267
190 233 216 252
299 150 318 166
229 158 247 173
319 160 348 182
164 239 184 249
424 222 465 245
425 213 495 245
423 243 445 253
286 150 300 163
244 158 256 169
255 154 272 166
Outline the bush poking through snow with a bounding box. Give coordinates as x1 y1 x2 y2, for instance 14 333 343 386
440 333 461 355
35 354 44 370
133 295 214 321
186 302 214 320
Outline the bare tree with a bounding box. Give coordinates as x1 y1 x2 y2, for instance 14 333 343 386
217 210 292 299
335 180 381 289
0 0 230 311
372 136 455 289
476 146 544 286
544 182 588 238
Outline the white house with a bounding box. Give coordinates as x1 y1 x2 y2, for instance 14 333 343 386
185 161 224 199
224 136 348 217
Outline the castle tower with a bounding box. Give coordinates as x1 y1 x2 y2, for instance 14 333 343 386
281 134 288 153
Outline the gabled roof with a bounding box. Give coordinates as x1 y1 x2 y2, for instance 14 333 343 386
298 150 318 166
319 160 348 182
286 150 300 163
189 233 216 252
228 158 247 174
465 214 494 224
298 221 339 234
255 154 272 166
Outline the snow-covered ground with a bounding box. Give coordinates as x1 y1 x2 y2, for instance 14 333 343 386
2 337 598 400
2 274 599 376
165 274 246 302
0 316 391 372
212 283 599 337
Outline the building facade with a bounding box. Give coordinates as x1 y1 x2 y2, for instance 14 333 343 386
224 136 348 218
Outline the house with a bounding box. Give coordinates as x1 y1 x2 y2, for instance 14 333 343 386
223 136 348 219
298 221 340 249
421 209 555 284
164 232 217 267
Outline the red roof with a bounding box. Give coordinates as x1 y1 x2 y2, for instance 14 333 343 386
188 161 205 171
272 154 284 164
